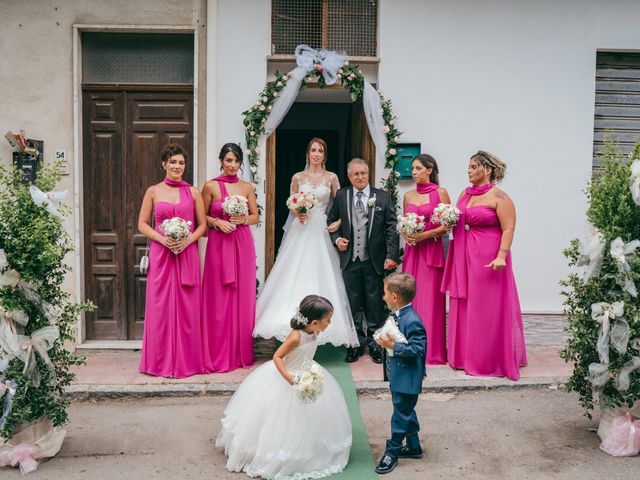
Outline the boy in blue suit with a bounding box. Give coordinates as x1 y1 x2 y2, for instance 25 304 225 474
375 272 426 474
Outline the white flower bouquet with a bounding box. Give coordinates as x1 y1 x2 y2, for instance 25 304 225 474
221 194 249 217
430 203 461 228
396 212 425 235
160 217 192 241
373 316 408 357
294 360 324 404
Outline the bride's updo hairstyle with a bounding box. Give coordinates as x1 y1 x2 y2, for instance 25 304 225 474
290 295 334 329
305 137 328 169
470 150 507 183
413 154 439 184
219 143 244 165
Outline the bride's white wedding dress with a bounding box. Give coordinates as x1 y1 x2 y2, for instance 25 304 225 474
254 172 359 347
216 330 352 479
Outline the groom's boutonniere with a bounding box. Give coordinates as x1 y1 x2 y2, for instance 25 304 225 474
367 196 377 208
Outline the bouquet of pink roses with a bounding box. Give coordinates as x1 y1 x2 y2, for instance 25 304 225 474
286 192 316 223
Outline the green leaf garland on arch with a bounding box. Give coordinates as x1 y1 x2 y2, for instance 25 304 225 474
242 63 403 209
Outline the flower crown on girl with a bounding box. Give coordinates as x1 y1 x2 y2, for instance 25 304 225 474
293 308 309 326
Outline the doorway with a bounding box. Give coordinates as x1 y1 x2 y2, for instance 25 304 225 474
265 99 375 276
82 88 193 340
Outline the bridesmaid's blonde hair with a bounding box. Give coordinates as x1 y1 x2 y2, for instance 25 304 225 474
470 151 507 183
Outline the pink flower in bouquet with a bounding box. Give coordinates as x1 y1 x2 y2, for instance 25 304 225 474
314 64 324 73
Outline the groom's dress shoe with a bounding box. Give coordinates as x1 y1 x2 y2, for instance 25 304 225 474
369 345 383 364
345 348 360 363
375 455 398 474
398 446 423 459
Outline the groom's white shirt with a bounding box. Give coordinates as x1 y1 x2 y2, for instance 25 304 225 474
352 184 371 203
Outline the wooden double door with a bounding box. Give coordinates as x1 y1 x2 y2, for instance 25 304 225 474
82 87 193 340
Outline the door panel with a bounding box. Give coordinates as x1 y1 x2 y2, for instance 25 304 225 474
83 91 125 339
83 88 193 340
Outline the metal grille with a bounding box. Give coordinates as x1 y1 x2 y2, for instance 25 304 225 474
82 33 194 84
594 52 640 168
271 0 377 56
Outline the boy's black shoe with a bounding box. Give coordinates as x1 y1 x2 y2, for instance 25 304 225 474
397 445 423 459
375 455 398 474
345 348 360 363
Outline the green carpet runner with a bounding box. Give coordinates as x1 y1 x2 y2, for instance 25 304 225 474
315 345 379 479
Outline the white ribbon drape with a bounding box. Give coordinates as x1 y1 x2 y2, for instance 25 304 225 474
591 301 625 364
16 326 59 387
610 237 640 297
630 159 640 206
576 226 605 280
28 186 67 219
262 44 388 161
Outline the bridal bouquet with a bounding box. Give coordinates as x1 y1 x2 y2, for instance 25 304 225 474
221 194 249 217
396 213 425 235
160 217 192 241
373 316 408 357
287 192 316 224
431 203 461 227
294 360 324 404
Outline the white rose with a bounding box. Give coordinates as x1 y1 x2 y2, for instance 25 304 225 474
250 131 256 136
388 148 396 155
268 105 272 111
382 125 390 134
250 165 257 173
246 149 252 155
277 81 283 87
259 105 265 111
394 136 399 142
262 96 268 102
273 92 278 97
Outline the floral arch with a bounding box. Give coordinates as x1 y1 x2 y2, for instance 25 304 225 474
242 45 402 208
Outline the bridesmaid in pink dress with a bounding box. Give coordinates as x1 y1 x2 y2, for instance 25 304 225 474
401 154 451 365
138 144 207 378
441 151 527 380
201 143 259 372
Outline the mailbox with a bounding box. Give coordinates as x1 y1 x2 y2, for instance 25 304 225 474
13 139 42 184
394 143 421 180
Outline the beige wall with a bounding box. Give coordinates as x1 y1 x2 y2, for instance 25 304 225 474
0 0 208 320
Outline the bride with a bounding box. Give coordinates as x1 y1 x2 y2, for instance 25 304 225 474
254 138 359 347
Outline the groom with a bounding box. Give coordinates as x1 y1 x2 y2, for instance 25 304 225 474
327 158 399 363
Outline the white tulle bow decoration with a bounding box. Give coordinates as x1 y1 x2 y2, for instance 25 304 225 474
591 301 626 364
17 326 59 387
630 159 640 206
0 249 20 288
294 44 347 85
576 227 605 280
28 186 67 219
610 237 640 297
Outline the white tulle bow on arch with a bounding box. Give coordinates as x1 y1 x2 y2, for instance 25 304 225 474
294 44 346 85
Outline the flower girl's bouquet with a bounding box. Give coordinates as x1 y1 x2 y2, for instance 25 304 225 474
431 203 461 228
373 316 408 357
221 194 249 217
160 217 192 241
396 212 425 235
286 192 316 224
294 360 324 404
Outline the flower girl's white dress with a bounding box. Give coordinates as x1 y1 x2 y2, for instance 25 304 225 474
216 330 352 480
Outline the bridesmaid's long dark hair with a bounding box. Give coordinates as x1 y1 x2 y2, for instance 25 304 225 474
413 154 439 184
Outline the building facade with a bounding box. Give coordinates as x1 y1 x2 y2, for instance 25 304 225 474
2 0 640 343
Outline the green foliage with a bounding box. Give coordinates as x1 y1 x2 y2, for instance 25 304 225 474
241 63 403 211
0 162 93 438
560 139 640 416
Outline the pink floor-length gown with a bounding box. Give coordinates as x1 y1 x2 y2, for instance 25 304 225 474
202 180 256 372
441 185 527 380
402 187 446 365
140 180 205 378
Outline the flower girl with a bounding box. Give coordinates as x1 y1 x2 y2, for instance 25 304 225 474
216 295 352 480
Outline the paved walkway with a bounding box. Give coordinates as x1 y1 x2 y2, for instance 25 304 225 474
68 315 571 397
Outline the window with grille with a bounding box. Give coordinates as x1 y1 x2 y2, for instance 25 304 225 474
593 52 640 168
271 0 378 57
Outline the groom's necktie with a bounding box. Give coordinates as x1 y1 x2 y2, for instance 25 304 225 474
353 190 369 261
355 190 364 212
